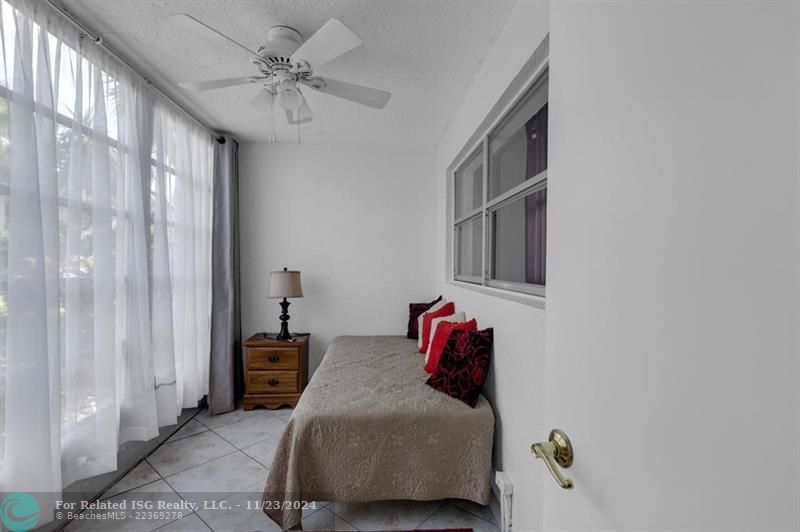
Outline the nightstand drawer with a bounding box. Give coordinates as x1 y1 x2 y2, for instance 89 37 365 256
248 348 299 370
247 370 299 394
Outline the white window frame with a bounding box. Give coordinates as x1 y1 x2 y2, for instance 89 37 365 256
448 37 550 306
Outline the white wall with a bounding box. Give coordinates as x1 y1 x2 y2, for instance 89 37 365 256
240 142 437 374
544 1 800 529
434 2 550 530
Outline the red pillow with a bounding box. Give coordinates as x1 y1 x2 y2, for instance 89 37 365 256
425 318 477 373
427 328 493 407
419 302 455 353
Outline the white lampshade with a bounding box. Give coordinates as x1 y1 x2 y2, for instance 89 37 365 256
276 80 302 111
268 269 303 299
251 88 274 112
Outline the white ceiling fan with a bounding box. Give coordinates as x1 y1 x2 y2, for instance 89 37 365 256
173 14 392 126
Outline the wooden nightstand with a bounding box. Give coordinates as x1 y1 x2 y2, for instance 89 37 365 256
243 333 310 410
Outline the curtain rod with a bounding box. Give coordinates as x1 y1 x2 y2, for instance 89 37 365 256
43 0 222 141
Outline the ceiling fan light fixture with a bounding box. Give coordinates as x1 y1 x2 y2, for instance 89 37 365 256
251 88 275 111
277 80 302 111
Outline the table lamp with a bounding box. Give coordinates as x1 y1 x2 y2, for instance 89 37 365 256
268 267 304 340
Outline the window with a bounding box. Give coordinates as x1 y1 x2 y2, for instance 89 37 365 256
453 148 484 283
452 70 548 297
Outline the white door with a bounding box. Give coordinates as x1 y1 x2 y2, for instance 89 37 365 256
543 1 800 530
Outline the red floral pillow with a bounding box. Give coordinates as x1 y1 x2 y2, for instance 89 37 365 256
424 319 477 373
407 296 442 339
426 328 493 407
419 302 455 353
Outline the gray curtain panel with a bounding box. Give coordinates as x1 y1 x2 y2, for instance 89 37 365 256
209 136 243 415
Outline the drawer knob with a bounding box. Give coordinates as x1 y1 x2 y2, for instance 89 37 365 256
268 378 279 386
268 354 280 363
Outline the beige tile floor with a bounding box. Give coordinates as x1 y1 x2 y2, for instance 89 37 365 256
67 408 499 532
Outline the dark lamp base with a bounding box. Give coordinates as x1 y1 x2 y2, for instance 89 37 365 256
276 298 292 340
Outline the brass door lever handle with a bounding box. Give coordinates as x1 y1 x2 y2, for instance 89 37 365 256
531 429 574 489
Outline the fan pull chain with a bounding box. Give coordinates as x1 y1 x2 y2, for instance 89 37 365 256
297 119 301 144
271 109 277 143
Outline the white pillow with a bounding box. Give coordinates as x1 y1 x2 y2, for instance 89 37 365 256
417 299 447 349
425 311 466 363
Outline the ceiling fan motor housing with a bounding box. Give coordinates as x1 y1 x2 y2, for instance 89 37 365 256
256 26 302 65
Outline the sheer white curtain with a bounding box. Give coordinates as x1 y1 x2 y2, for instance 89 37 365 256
151 104 213 424
0 0 214 499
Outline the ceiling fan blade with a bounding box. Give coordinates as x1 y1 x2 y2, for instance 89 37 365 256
285 95 313 125
250 88 274 111
300 77 391 109
290 18 362 69
180 76 260 92
169 14 259 57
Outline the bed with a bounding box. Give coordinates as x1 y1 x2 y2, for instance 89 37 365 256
262 335 495 529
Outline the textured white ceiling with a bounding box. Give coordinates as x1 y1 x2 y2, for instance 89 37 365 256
59 0 516 146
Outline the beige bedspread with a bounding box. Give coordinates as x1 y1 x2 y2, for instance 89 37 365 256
262 335 495 529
